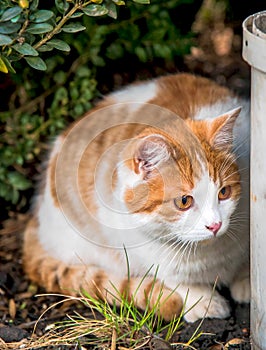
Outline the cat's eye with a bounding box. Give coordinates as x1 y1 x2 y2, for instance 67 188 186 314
174 195 194 211
218 186 231 200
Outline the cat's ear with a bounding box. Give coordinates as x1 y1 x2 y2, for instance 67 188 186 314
209 107 241 150
133 134 171 176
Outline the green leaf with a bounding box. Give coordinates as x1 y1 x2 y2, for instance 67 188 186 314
11 189 19 205
106 42 123 59
26 23 53 34
55 0 69 14
30 10 54 23
0 23 20 34
153 43 171 59
11 14 21 23
133 0 150 3
112 0 125 5
24 56 47 70
82 4 109 17
0 56 8 73
135 46 147 62
106 2 117 19
62 22 86 33
48 39 70 52
70 12 84 18
12 42 39 56
30 0 39 11
1 56 16 73
8 172 31 190
0 34 12 46
0 6 22 22
37 43 54 52
53 70 67 84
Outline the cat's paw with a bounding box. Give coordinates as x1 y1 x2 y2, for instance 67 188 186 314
184 294 230 323
130 278 183 321
157 290 183 321
230 277 250 303
180 287 230 323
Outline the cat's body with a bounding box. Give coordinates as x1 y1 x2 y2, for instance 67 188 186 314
23 73 250 322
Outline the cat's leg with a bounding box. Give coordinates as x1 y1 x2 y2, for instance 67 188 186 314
23 217 183 321
175 284 231 323
229 263 250 303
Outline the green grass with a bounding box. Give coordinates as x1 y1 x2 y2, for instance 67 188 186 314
4 257 213 349
1 251 213 349
20 272 209 350
2 284 208 350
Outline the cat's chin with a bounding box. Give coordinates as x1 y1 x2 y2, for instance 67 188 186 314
197 236 218 245
183 233 223 244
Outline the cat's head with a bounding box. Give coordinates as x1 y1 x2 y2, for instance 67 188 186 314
120 107 242 243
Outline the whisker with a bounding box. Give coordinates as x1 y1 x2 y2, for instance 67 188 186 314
160 240 186 271
225 229 247 253
219 145 249 177
222 169 249 182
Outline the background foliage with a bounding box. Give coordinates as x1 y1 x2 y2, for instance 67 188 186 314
0 0 203 218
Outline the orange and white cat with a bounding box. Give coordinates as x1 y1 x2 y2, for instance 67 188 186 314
23 73 250 322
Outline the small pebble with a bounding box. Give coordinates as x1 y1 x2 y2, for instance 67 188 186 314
0 325 29 343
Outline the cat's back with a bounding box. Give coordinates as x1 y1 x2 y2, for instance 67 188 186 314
108 73 234 120
49 73 240 160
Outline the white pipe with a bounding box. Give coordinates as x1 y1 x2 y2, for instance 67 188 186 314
243 11 266 350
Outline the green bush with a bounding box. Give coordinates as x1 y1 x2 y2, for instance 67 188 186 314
0 0 138 73
0 0 202 216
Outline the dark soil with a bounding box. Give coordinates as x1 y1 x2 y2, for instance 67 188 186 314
0 8 253 350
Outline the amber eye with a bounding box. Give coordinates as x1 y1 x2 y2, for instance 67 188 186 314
174 195 194 211
218 186 231 200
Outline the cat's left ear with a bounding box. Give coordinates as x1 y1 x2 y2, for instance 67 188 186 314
133 134 171 176
209 106 241 150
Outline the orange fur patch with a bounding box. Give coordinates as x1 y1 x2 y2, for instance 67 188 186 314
49 153 60 207
150 73 233 119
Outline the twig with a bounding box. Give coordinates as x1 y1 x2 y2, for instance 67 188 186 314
33 1 92 50
111 327 117 350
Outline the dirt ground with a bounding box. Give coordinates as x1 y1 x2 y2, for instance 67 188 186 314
0 9 252 350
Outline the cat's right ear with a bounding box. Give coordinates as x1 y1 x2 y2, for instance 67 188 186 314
133 134 171 176
209 106 242 151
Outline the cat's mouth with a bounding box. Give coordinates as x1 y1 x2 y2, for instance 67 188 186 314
183 227 226 244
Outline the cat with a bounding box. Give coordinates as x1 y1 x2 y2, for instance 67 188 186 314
23 73 250 323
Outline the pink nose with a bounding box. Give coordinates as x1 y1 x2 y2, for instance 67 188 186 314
206 221 222 236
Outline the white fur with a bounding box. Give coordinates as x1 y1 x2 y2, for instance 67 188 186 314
111 81 157 107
